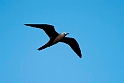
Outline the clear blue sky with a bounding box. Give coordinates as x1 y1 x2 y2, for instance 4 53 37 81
0 0 124 83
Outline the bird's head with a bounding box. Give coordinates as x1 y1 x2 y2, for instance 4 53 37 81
62 32 69 35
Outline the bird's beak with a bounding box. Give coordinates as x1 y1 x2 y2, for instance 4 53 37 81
66 33 69 35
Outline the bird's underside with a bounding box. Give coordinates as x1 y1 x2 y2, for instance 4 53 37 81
24 24 82 58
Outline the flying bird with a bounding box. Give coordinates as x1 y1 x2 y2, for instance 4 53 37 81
24 24 82 58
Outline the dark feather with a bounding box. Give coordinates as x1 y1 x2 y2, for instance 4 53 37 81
24 24 59 38
61 37 82 58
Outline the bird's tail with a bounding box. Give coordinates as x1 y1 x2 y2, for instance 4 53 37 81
37 43 49 50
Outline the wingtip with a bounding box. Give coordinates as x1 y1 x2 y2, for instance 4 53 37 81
79 55 82 58
24 24 29 26
78 53 82 58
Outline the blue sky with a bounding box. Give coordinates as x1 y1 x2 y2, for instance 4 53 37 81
0 0 124 83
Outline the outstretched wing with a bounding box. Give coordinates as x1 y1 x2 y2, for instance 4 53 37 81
24 24 59 38
37 42 49 50
61 37 82 58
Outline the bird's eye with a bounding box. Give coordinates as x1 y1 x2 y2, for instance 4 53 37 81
63 32 66 34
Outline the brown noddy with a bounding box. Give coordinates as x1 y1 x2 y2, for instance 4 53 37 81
24 24 82 58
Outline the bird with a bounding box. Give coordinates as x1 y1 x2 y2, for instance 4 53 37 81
24 24 82 58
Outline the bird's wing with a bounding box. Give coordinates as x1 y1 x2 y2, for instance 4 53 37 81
60 37 82 58
37 42 49 50
24 24 59 38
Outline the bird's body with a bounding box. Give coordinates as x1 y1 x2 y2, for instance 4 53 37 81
38 32 68 50
24 24 82 58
